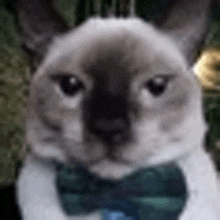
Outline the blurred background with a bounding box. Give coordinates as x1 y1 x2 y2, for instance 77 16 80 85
0 0 220 188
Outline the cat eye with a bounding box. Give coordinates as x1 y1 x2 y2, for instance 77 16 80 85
145 75 172 96
59 75 84 96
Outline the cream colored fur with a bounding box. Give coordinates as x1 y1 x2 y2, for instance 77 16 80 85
16 16 220 220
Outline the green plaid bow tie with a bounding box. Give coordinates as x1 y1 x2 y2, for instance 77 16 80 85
56 164 187 219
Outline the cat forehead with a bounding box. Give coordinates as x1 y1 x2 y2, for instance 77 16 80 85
39 17 188 77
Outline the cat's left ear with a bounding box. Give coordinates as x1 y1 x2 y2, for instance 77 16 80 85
16 0 69 68
154 0 215 66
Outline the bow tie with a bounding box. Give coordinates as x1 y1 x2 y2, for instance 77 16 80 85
56 164 187 220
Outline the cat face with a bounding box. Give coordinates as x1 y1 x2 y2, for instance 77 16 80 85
17 0 212 179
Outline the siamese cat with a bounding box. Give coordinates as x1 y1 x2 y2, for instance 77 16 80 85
16 0 220 219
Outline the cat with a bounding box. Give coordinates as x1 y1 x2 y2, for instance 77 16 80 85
15 0 220 219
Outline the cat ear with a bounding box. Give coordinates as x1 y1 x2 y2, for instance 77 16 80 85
154 0 214 66
16 0 69 68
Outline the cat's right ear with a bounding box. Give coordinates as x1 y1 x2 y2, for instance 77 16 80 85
154 0 215 66
16 0 69 68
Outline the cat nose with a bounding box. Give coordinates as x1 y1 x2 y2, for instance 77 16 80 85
90 118 128 143
94 118 126 133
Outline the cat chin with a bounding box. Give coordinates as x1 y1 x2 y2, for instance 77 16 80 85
86 147 192 180
88 158 136 180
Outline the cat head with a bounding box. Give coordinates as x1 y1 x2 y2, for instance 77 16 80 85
17 0 213 179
